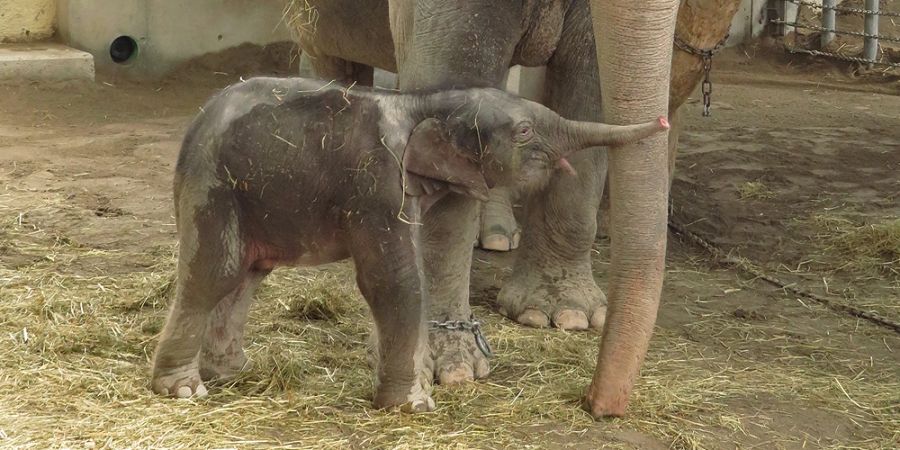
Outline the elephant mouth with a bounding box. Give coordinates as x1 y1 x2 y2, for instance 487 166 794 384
556 158 577 176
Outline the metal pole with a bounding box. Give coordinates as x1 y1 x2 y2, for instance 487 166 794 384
864 0 879 68
767 0 785 36
821 0 836 48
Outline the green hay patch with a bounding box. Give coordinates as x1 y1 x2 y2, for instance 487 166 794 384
737 181 776 201
808 214 900 280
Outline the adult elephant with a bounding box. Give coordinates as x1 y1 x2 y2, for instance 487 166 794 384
291 0 733 416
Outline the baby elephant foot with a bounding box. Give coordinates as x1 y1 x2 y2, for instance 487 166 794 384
430 326 491 385
199 349 249 381
374 368 435 413
151 365 208 398
498 264 607 330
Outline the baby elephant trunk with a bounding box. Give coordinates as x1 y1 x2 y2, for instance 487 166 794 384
561 116 670 152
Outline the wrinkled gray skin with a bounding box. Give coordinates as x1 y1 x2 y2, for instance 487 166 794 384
150 77 666 411
294 0 678 416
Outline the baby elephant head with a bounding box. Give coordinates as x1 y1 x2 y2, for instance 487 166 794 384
401 89 669 206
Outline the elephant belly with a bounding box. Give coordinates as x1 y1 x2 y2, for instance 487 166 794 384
512 0 567 67
246 237 350 271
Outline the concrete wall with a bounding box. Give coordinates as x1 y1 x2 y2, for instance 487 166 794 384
0 0 57 42
57 0 292 77
52 0 774 79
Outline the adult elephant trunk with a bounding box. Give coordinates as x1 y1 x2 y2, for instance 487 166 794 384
585 0 679 418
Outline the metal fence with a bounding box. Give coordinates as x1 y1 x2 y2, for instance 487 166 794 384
770 0 900 68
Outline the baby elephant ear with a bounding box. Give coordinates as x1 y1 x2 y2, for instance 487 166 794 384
402 117 489 201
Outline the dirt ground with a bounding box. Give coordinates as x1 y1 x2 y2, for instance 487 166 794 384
1 43 898 449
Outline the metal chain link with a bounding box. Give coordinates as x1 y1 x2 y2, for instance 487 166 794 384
674 33 729 117
784 0 900 18
673 33 730 57
428 316 494 358
700 55 713 117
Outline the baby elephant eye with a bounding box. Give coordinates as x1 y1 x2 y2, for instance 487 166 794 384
513 122 534 141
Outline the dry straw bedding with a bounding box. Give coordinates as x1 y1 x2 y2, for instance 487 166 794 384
1 204 898 448
0 4 897 443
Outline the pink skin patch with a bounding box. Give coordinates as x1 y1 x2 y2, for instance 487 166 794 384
658 116 670 129
557 158 578 176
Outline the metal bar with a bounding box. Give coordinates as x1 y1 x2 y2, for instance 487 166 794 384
770 20 900 43
783 0 900 18
821 0 836 47
864 0 879 68
767 0 785 36
783 46 900 68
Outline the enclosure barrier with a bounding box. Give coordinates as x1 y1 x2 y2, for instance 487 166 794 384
771 0 900 68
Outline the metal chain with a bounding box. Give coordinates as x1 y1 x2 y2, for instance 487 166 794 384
669 221 900 334
428 316 494 358
700 55 713 117
673 33 730 57
772 20 900 43
784 0 900 18
674 33 729 117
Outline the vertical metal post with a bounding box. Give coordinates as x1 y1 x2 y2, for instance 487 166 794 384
767 0 785 36
821 0 836 48
864 0 879 68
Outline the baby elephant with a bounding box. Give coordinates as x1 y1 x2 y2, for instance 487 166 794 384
151 77 667 412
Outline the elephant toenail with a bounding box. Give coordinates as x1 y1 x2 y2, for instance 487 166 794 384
510 231 521 249
474 357 491 379
553 310 589 330
516 309 551 328
438 365 474 385
590 308 607 329
480 234 511 252
176 386 193 398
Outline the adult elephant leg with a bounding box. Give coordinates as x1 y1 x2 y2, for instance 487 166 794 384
305 53 375 86
388 0 520 384
585 0 678 417
497 2 608 331
421 195 490 383
664 0 742 188
666 108 683 185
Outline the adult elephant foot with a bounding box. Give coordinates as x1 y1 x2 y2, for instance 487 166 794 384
478 187 520 252
369 325 490 384
417 194 494 385
498 257 607 330
429 329 491 385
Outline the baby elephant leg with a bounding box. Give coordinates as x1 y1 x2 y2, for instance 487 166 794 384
151 190 244 398
200 270 268 381
350 222 433 412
